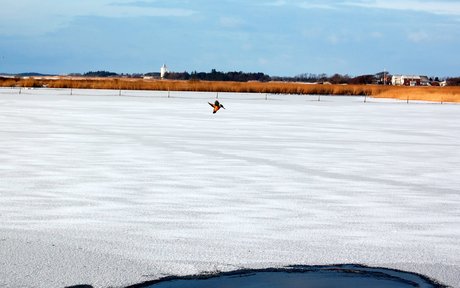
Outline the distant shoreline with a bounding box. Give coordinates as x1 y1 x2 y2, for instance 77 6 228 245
1 77 460 103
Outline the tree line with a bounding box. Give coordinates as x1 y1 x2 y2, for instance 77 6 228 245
58 70 460 86
73 70 392 84
164 69 271 82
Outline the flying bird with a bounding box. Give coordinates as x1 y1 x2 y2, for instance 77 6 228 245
208 100 225 114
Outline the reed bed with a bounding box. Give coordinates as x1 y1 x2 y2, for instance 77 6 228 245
373 86 460 103
2 77 460 103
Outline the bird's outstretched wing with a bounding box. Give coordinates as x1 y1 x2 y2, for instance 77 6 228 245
209 100 224 114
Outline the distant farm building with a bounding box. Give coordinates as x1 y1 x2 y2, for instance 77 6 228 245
420 76 430 86
143 72 160 80
391 75 421 86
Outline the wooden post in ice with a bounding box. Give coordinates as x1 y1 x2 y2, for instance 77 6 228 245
364 94 367 103
216 92 219 99
168 88 170 98
19 87 21 94
70 88 72 95
119 89 121 96
317 94 321 101
406 95 409 104
265 93 268 100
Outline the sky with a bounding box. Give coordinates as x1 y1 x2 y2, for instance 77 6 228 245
0 0 459 77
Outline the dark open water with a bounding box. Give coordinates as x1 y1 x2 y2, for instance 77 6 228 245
123 264 447 288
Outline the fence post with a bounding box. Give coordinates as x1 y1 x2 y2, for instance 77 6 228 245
70 88 72 95
216 92 219 99
318 94 321 101
119 89 121 96
265 93 268 100
406 95 409 104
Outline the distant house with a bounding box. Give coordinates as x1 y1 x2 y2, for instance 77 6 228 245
391 75 403 86
143 72 161 80
420 76 430 86
391 75 421 86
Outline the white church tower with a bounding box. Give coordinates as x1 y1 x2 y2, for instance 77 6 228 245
160 64 168 79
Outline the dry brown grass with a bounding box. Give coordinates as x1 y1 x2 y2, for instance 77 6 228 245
2 77 460 103
372 86 460 103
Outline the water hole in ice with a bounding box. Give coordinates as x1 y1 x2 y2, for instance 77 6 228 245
124 264 446 288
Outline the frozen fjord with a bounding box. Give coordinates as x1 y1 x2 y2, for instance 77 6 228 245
0 88 459 288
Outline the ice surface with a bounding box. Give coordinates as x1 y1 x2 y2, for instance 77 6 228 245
0 88 459 287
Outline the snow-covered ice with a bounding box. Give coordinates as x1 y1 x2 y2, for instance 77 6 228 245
0 88 459 288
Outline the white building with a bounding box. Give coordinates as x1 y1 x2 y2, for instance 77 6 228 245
160 64 168 79
391 75 403 86
392 75 421 86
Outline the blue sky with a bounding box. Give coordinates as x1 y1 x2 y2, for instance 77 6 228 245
0 0 459 77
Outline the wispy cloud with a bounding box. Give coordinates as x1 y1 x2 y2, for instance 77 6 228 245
407 30 430 43
0 0 195 36
298 2 336 10
263 0 336 9
344 0 460 16
370 31 383 39
327 34 340 44
264 0 288 6
219 17 244 29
